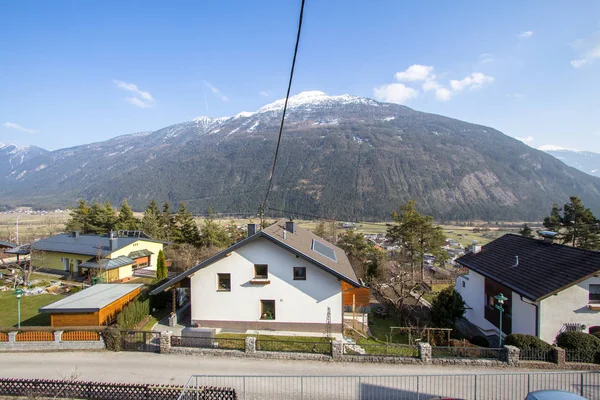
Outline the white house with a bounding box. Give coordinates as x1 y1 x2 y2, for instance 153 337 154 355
152 219 363 333
455 234 600 344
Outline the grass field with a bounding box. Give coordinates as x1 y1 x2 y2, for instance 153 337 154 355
0 291 65 327
215 333 332 353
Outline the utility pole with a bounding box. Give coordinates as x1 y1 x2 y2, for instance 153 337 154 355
16 215 20 245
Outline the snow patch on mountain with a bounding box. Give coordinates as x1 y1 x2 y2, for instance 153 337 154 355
539 144 580 152
258 91 379 113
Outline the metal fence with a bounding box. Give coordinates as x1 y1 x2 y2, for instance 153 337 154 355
256 339 332 355
171 336 246 351
431 346 503 360
566 349 600 364
178 372 600 400
519 348 555 362
343 343 418 358
121 330 161 353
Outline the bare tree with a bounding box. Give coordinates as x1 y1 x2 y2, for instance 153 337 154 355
43 215 63 237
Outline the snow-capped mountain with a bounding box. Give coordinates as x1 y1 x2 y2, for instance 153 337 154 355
2 91 600 220
540 145 600 178
0 143 49 180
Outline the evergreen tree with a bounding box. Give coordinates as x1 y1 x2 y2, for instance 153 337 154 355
519 223 533 238
430 287 466 329
313 221 327 239
65 200 90 233
542 196 600 250
156 249 168 280
140 200 160 238
85 201 117 235
174 202 200 245
116 199 140 231
387 200 447 280
199 212 232 248
225 219 245 244
159 201 175 241
337 229 385 281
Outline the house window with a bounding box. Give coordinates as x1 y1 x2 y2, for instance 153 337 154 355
293 267 306 280
254 264 268 279
589 284 600 304
217 273 231 291
486 295 495 309
260 300 275 320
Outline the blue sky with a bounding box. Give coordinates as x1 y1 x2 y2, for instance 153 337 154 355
1 0 599 152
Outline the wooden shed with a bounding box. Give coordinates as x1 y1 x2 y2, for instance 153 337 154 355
342 281 370 308
39 284 143 327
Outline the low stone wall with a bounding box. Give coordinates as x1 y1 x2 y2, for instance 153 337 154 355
0 331 105 352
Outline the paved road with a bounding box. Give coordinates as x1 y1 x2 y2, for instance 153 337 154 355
0 351 544 384
1 352 596 399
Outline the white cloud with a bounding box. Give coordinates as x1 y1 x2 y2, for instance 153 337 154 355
113 79 155 108
373 83 418 104
479 53 494 64
517 31 533 38
395 64 435 82
435 87 452 101
450 72 495 91
204 81 229 102
125 97 152 108
570 31 600 68
2 122 38 133
259 90 271 97
516 136 534 144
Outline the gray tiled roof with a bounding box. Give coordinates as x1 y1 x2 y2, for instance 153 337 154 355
456 234 600 301
30 233 162 257
80 256 135 270
39 284 143 313
128 249 154 259
151 219 361 295
0 240 16 248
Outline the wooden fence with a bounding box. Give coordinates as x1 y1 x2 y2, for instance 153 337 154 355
62 330 101 341
0 332 8 342
0 378 237 400
15 331 54 342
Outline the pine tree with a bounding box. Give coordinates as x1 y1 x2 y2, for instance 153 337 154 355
313 221 326 239
156 249 168 280
543 196 600 250
65 200 90 233
519 223 533 238
174 202 200 245
159 201 175 241
116 199 140 231
198 212 232 248
387 200 447 280
141 200 160 238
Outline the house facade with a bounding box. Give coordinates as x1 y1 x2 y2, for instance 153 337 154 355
31 231 164 282
152 219 364 333
456 234 600 344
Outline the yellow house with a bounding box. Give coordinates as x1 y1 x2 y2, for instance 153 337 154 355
30 231 165 282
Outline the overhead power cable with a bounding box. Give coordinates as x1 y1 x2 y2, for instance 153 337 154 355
261 0 306 213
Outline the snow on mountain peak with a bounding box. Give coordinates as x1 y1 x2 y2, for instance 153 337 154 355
258 90 378 113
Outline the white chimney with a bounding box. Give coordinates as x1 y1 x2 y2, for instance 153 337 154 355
283 229 287 240
471 240 481 254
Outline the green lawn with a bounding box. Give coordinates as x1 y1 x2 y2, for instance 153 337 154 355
0 291 65 327
368 315 410 344
215 333 332 353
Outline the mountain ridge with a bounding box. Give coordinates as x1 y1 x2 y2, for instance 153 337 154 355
1 91 600 221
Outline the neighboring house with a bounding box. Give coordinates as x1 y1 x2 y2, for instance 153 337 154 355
455 234 600 344
39 283 143 327
152 219 365 334
0 240 16 259
30 231 164 282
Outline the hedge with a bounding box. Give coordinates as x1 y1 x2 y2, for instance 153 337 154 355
556 331 600 352
505 334 553 350
116 297 150 329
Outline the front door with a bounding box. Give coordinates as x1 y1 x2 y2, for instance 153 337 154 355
63 258 70 272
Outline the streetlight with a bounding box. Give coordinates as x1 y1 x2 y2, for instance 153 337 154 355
494 293 508 347
15 215 20 245
14 288 24 328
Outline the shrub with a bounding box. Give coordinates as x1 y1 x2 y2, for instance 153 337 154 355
116 297 150 329
102 325 121 351
68 285 82 293
470 335 490 348
505 334 553 350
430 287 465 329
556 331 600 352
